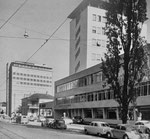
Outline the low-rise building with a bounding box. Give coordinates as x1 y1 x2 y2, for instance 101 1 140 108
39 101 54 117
54 62 150 124
22 93 53 118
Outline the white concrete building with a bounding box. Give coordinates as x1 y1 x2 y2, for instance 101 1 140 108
6 61 53 116
68 0 108 75
68 0 147 75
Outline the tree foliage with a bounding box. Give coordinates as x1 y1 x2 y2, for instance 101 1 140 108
101 0 148 123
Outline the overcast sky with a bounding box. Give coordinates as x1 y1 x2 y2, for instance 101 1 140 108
0 0 150 102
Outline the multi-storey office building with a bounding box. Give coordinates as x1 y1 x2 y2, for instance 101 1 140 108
68 0 108 75
6 61 53 116
55 61 150 124
68 0 147 75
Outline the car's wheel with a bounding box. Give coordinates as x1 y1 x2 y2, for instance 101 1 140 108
97 133 101 137
123 134 129 139
106 132 111 139
84 129 88 134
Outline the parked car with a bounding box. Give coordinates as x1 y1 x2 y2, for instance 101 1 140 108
84 121 112 137
135 120 150 130
29 115 36 121
62 117 73 125
41 117 54 127
38 115 46 122
21 115 29 124
109 124 149 139
51 119 67 129
72 116 84 124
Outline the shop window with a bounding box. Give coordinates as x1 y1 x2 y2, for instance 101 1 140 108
94 108 103 119
106 109 117 119
84 109 92 118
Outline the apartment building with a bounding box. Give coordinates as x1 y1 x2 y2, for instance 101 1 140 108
6 61 53 116
22 93 53 117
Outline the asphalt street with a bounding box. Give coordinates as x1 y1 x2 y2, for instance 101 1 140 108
0 121 106 139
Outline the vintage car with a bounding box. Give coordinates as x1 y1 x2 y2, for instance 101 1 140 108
109 124 149 139
51 119 67 129
21 115 29 124
84 121 112 137
72 116 84 124
61 117 73 125
41 118 54 127
135 120 150 130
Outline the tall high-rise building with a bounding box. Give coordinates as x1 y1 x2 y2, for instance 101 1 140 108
68 0 147 75
6 61 53 116
68 0 108 75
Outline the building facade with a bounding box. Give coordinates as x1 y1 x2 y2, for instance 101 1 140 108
22 93 53 118
68 0 147 75
68 0 108 75
6 61 53 116
55 62 150 124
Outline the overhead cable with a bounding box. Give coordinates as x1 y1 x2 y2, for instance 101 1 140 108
0 0 28 30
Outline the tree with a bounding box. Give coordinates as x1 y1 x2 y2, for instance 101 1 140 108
101 0 148 124
16 105 22 114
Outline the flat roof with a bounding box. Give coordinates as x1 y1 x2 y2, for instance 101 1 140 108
10 61 52 70
68 0 108 19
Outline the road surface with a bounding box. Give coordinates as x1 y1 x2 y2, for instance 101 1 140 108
0 121 105 139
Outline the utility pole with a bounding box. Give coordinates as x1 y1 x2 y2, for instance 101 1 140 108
6 63 9 115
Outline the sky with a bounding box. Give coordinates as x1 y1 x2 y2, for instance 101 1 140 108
0 0 150 102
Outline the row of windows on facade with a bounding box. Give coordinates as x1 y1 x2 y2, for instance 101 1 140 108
17 81 52 87
92 26 105 35
13 64 51 71
13 72 51 79
92 14 107 23
70 107 150 120
56 81 150 105
70 108 117 119
75 39 105 61
13 76 51 83
56 72 103 93
75 28 106 50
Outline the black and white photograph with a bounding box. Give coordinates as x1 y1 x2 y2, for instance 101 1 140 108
0 0 150 139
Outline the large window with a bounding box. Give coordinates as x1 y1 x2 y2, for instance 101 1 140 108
94 108 103 119
84 109 92 118
106 108 117 119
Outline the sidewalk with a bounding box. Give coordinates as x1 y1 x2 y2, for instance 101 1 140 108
0 119 84 133
27 121 84 133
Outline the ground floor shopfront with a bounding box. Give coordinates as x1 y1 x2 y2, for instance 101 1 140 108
54 95 150 124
